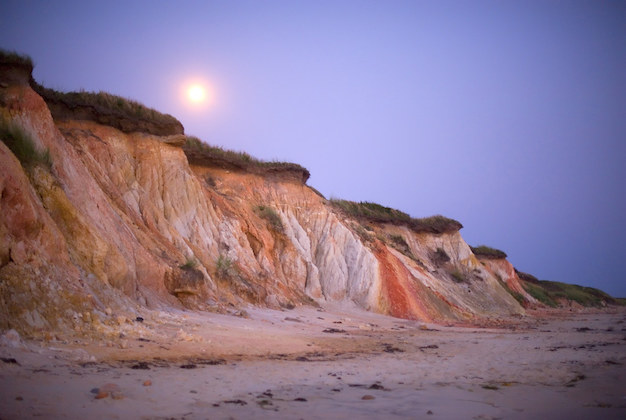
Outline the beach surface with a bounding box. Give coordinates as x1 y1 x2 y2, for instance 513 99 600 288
1 304 625 419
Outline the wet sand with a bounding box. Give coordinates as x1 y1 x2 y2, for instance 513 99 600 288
1 304 625 419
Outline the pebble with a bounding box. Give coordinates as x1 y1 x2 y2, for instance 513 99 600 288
94 391 109 399
361 395 375 400
143 380 152 386
93 383 124 400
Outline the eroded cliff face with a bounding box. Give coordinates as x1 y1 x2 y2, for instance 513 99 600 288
0 70 528 337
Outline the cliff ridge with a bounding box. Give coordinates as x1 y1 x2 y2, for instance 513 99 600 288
0 51 618 338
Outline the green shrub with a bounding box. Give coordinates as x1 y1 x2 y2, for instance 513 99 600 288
179 258 197 270
254 205 284 232
216 255 236 280
329 199 462 234
470 245 507 259
522 282 558 307
0 117 51 168
450 269 466 283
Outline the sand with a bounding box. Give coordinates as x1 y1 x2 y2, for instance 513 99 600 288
1 304 625 419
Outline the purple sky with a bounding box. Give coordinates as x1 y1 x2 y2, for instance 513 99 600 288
2 1 625 297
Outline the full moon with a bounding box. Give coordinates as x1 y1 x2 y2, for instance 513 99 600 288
187 84 206 103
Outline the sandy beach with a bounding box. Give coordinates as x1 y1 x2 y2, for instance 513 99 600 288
1 305 625 419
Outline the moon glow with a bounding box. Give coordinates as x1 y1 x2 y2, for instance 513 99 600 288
187 84 206 103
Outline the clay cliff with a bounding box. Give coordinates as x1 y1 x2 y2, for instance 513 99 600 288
0 53 616 337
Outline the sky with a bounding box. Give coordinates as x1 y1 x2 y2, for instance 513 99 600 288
1 1 625 297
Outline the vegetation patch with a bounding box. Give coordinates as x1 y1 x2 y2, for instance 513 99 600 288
352 224 374 243
389 234 409 250
306 185 326 199
216 255 236 281
329 199 462 234
431 247 450 265
515 268 539 283
2 50 182 136
388 234 416 260
508 290 525 305
470 245 507 260
0 49 34 71
184 136 310 184
523 281 558 307
179 258 198 270
522 280 617 308
495 275 526 306
214 255 264 303
541 281 616 307
254 205 284 233
450 269 466 283
0 116 51 168
31 82 183 136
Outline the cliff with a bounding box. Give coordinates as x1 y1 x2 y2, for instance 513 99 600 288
0 52 614 337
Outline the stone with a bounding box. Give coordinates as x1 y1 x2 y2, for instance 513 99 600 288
94 391 109 399
0 329 23 348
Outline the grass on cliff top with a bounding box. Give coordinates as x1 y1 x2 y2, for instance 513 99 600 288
184 136 310 183
0 116 51 168
522 279 617 308
31 82 180 127
0 49 34 70
471 245 508 259
329 199 462 234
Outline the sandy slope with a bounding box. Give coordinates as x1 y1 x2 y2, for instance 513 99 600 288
1 305 625 419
